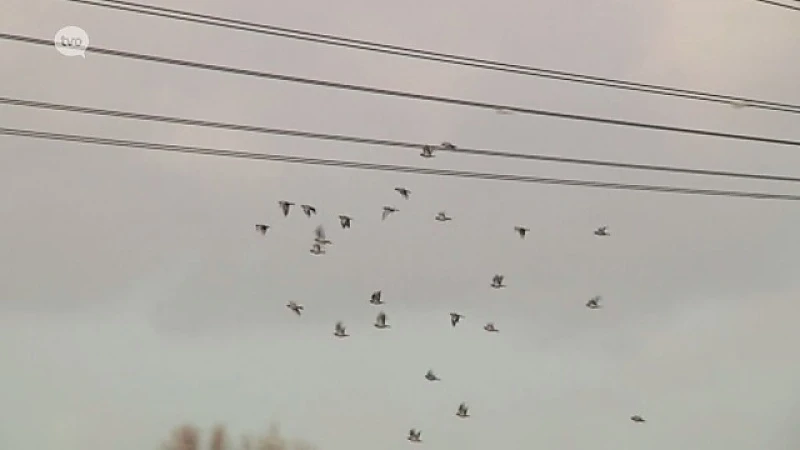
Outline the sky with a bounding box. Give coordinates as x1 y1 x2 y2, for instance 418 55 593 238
1 0 799 449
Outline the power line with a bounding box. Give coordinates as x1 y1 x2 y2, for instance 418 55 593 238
752 0 800 12
64 0 800 114
3 32 799 148
4 96 800 184
2 126 800 201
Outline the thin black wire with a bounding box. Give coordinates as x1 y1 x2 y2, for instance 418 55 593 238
2 126 800 201
3 96 800 183
752 0 800 12
63 0 800 114
3 32 799 148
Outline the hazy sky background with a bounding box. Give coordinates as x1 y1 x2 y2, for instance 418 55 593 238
1 0 799 449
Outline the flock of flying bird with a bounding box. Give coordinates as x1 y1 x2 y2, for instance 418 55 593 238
254 142 645 442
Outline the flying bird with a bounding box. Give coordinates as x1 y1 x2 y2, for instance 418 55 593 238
435 211 452 222
314 225 332 245
425 369 440 381
334 321 349 338
395 187 411 199
484 322 499 332
374 311 390 329
631 415 646 423
450 312 464 327
338 215 352 229
370 290 384 305
420 145 435 158
382 206 398 220
491 274 506 288
310 243 325 255
278 201 294 217
286 301 303 316
514 226 529 238
586 296 601 309
440 142 456 150
456 402 470 418
301 204 317 217
255 224 269 235
407 429 422 443
594 226 610 236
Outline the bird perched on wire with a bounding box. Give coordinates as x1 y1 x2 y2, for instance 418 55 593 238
594 226 610 237
456 403 470 418
255 224 269 235
301 204 317 217
435 211 452 222
407 429 422 443
514 226 529 239
491 274 506 289
586 296 601 309
395 187 411 199
286 301 303 316
334 321 349 338
278 201 294 217
484 322 499 332
382 206 398 220
314 225 332 245
420 145 435 158
338 215 352 229
424 369 440 381
440 142 456 150
374 312 390 329
370 290 384 305
450 312 464 327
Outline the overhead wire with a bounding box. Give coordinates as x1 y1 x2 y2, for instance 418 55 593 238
63 0 800 114
3 96 800 183
2 32 799 148
752 0 800 12
2 126 800 201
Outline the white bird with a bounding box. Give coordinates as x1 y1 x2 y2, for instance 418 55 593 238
484 322 499 332
586 296 601 309
456 402 470 418
514 226 529 239
631 415 646 423
286 301 303 316
440 142 456 150
310 243 325 255
450 312 464 327
407 429 422 442
435 211 452 222
314 225 332 245
339 215 352 229
255 224 269 235
395 187 411 199
301 204 317 217
420 145 435 158
374 311 390 329
491 274 505 288
594 226 610 236
278 201 294 217
370 290 384 305
425 369 440 381
334 321 349 338
382 206 398 220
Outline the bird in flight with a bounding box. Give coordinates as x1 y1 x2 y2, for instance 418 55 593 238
420 145 435 158
425 369 440 381
491 274 506 289
301 204 317 217
484 322 499 332
450 312 464 327
310 243 325 255
440 142 456 150
586 296 601 309
514 226 529 239
382 206 398 220
594 226 610 237
278 201 294 217
374 311 390 329
314 225 332 245
334 321 349 338
395 187 411 199
456 402 470 418
631 415 646 423
407 429 422 443
338 215 352 229
286 301 303 316
435 211 452 222
370 290 384 305
255 224 269 235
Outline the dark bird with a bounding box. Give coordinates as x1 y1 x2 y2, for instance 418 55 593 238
435 211 452 222
395 187 411 199
586 296 602 309
338 215 352 229
310 243 325 255
314 225 332 245
420 145 435 158
456 402 470 418
334 321 349 338
424 369 440 381
278 201 294 217
440 142 456 150
370 290 384 305
514 226 529 238
374 311 390 329
491 274 506 289
594 226 610 237
255 224 269 235
450 312 464 327
382 206 398 220
484 322 499 332
631 415 646 423
301 204 317 217
286 301 303 316
407 429 422 443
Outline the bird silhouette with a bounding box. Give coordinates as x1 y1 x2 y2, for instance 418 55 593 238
301 204 317 217
310 243 325 255
420 145 435 158
484 322 499 332
435 211 452 222
450 312 464 327
491 274 506 288
314 225 332 245
370 290 384 305
456 402 470 418
278 201 294 217
338 215 352 229
255 224 269 235
514 226 529 238
286 301 303 316
382 206 398 220
631 415 646 423
586 296 602 309
594 226 610 236
374 311 390 329
425 369 440 381
407 429 422 442
395 187 411 199
334 321 349 338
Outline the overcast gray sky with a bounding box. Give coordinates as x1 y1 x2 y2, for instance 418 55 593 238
1 0 799 449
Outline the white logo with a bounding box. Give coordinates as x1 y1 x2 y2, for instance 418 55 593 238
54 26 89 58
